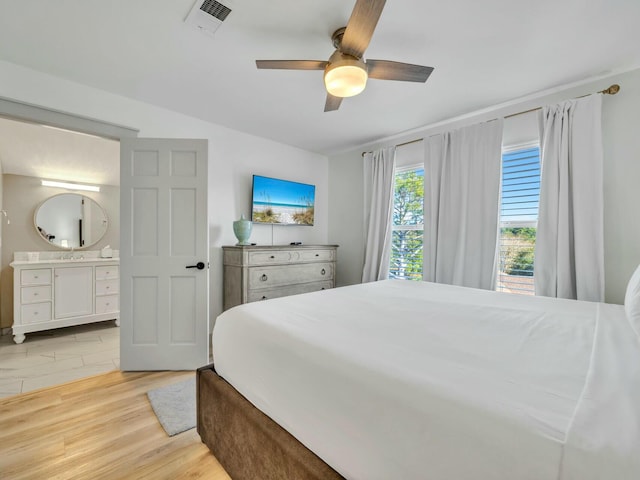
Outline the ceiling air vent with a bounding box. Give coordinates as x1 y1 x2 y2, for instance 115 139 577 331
200 0 231 21
185 0 232 37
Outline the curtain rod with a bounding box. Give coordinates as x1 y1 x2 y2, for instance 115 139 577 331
361 138 423 157
503 83 620 119
361 84 621 157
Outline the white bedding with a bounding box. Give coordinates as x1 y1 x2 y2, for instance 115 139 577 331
212 280 640 480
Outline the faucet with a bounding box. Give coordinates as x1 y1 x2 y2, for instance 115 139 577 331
63 247 75 260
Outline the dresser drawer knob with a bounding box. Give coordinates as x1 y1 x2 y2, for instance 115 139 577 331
34 292 39 296
260 274 268 281
34 275 39 279
321 287 325 290
34 311 38 315
261 295 267 300
315 253 319 257
321 268 326 275
270 255 275 259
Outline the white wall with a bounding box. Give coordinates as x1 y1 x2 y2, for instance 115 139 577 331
329 67 640 305
0 60 329 325
328 148 365 287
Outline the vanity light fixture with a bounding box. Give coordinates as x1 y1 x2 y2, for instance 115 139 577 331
41 180 100 192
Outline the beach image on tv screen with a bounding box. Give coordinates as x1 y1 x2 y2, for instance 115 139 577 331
252 176 315 225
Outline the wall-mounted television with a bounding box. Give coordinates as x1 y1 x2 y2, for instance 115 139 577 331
251 175 315 226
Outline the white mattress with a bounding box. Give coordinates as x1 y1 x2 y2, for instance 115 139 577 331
212 280 640 480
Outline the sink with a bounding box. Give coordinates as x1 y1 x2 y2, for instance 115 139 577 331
54 257 118 263
10 253 119 268
12 257 120 265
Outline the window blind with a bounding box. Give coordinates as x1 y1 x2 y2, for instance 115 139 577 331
497 146 540 295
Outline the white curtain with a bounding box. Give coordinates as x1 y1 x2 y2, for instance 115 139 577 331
534 94 604 302
424 119 503 290
362 147 396 282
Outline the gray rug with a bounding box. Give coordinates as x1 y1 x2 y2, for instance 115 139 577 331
147 377 196 436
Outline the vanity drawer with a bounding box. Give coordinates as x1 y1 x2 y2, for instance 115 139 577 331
247 281 333 303
95 295 119 314
96 266 119 280
21 286 52 304
248 263 334 289
96 279 119 295
21 302 52 324
21 269 52 286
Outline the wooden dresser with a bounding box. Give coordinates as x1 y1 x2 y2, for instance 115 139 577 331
222 245 338 310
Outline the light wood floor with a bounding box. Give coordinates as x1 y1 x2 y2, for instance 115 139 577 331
0 370 232 480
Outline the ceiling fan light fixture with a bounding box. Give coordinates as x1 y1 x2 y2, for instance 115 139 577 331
324 53 368 98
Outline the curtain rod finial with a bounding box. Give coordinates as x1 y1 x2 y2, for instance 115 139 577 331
603 84 620 95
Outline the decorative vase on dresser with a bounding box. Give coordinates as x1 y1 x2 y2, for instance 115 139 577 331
232 214 252 246
222 244 338 310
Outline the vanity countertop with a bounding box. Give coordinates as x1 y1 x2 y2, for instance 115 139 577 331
10 250 120 268
10 257 119 267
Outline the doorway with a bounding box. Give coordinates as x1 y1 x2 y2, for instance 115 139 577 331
0 99 137 398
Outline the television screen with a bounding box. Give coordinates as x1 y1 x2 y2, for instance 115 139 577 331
251 175 315 226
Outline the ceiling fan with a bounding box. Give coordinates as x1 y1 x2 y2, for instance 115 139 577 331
256 0 434 112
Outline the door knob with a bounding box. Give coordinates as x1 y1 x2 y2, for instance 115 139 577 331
186 262 206 270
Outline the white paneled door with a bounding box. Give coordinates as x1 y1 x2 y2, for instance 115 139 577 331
120 138 209 370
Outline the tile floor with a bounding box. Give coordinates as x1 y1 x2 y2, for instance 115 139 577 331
0 320 119 399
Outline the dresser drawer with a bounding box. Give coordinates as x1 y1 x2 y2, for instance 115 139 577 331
21 269 52 286
248 250 296 265
96 266 119 280
298 249 335 262
248 249 335 265
247 281 333 303
21 285 52 304
248 263 334 289
21 302 52 324
96 279 119 295
95 295 119 314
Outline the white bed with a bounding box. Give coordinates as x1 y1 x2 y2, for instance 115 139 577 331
212 280 640 480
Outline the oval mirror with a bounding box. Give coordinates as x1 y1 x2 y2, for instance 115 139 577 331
34 193 108 249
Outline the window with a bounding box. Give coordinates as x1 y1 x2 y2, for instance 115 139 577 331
389 165 424 280
497 146 541 295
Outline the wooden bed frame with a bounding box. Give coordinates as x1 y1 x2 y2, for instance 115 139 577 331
196 363 345 480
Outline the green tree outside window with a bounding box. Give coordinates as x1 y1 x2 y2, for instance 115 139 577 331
389 168 424 280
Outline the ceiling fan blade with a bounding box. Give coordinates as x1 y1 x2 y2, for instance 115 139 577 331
341 0 386 59
366 60 434 82
324 94 343 112
256 60 328 70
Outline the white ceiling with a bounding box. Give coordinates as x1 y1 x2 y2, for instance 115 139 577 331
0 117 120 186
0 0 639 157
